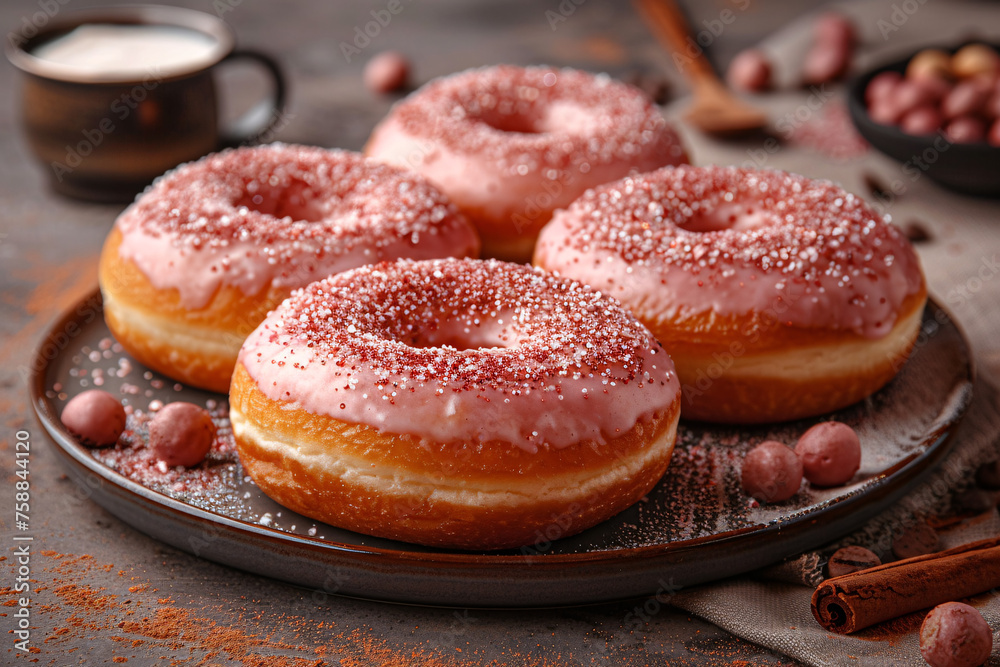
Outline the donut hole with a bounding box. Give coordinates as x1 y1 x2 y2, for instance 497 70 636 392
679 201 778 233
475 109 544 135
474 101 602 137
402 318 516 351
234 178 326 222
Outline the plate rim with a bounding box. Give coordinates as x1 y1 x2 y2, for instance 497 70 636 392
29 288 976 594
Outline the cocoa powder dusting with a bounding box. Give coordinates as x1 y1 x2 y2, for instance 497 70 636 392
30 550 706 665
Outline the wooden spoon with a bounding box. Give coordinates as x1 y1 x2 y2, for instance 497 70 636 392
634 0 767 135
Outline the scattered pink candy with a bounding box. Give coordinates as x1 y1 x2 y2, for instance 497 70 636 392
945 116 987 143
901 106 944 135
865 71 902 106
61 390 126 447
148 402 216 467
989 119 1000 147
942 78 991 119
911 74 952 103
795 421 861 487
364 51 410 94
802 12 855 85
726 49 772 92
741 441 803 503
920 602 993 667
813 12 855 50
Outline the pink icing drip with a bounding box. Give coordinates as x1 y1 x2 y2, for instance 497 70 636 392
535 166 925 338
237 258 679 450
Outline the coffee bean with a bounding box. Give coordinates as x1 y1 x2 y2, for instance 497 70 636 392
862 172 891 200
827 546 881 578
903 219 932 243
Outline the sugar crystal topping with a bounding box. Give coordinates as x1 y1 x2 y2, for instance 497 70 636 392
389 65 684 171
556 165 919 283
114 143 478 308
119 143 465 253
271 258 665 392
240 258 679 448
537 166 925 337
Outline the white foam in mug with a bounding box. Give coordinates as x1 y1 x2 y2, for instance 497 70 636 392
32 24 220 79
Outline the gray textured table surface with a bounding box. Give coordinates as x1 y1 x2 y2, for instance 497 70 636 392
6 0 996 664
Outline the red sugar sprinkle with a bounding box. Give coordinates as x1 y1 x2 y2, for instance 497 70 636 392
549 165 913 287
787 101 869 161
119 143 470 260
388 65 686 175
259 258 668 396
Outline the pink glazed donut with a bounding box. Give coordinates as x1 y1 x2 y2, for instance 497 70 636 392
99 143 479 393
365 65 688 262
534 166 927 424
229 258 682 550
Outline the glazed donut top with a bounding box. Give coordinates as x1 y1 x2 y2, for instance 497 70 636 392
378 64 686 177
114 143 479 309
534 166 925 338
237 258 679 450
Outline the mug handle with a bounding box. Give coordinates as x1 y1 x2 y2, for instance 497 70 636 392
217 49 288 147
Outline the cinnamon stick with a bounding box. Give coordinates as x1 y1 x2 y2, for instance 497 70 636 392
811 536 1000 634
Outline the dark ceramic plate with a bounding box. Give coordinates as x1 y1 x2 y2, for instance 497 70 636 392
31 290 973 607
847 43 1000 197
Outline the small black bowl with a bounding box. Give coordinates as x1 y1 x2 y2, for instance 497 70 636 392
847 44 1000 197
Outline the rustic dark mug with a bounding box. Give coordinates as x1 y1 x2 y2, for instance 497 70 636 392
6 4 287 201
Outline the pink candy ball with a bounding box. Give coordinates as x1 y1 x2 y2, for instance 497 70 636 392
920 602 993 667
726 49 772 92
61 390 126 447
363 51 410 94
814 12 855 50
901 106 944 135
794 422 862 487
802 42 851 85
989 119 1000 147
148 402 216 467
911 74 953 104
741 441 803 503
945 116 987 143
986 87 1000 120
869 99 904 126
942 78 991 119
895 79 939 114
866 71 902 106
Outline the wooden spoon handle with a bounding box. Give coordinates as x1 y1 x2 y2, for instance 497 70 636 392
634 0 719 86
